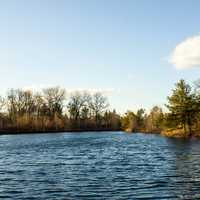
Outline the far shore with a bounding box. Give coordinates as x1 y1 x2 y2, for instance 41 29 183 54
0 129 122 136
0 79 199 139
1 129 200 140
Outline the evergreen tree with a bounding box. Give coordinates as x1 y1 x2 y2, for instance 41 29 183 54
166 79 198 136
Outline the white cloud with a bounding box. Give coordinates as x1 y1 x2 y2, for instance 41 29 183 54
22 85 115 96
66 88 115 96
170 35 200 69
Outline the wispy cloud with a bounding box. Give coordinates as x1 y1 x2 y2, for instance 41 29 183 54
22 85 116 96
169 35 200 69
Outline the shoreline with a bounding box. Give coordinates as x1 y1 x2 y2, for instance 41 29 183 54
0 129 122 136
1 129 199 139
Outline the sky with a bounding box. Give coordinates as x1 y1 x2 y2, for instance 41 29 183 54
1 0 200 113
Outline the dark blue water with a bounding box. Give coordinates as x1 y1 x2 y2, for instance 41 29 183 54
0 132 200 199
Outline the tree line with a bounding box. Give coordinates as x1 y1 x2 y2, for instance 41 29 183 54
0 88 120 132
122 79 200 137
0 79 199 137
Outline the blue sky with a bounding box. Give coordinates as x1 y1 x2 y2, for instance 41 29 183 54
1 0 200 113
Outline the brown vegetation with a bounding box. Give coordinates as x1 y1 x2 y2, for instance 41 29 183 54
0 88 121 133
1 79 200 138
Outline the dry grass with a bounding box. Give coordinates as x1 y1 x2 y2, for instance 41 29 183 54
161 128 188 138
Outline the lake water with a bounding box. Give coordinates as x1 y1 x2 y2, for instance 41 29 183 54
1 132 200 199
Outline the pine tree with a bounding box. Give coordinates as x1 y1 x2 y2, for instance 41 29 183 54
166 79 198 136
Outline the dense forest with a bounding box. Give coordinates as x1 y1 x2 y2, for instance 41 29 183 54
0 79 199 137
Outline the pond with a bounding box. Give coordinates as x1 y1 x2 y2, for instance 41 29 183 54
0 131 200 199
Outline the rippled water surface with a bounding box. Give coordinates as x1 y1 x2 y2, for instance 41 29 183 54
1 132 200 199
